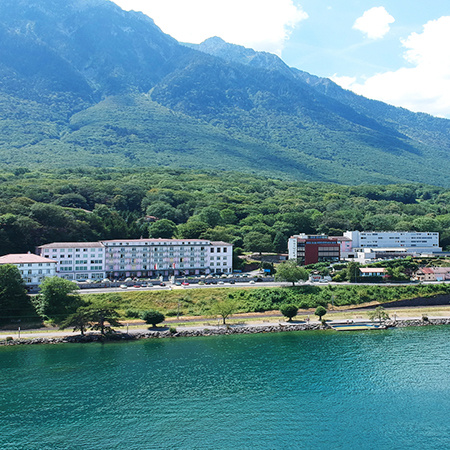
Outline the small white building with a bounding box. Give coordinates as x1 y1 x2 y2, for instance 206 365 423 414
0 253 57 287
359 268 387 277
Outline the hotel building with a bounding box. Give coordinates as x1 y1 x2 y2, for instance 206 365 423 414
37 239 233 280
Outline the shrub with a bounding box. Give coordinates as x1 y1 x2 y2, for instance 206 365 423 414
125 309 141 318
280 304 298 322
141 310 165 327
315 306 327 320
6 336 13 341
169 326 177 334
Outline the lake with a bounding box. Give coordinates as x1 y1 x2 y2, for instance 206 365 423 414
1 326 449 449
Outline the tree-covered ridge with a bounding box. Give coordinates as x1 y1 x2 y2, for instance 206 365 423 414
0 168 449 256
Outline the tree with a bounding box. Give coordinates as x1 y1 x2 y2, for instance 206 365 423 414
212 298 237 325
198 207 223 228
368 306 390 325
315 306 327 321
32 277 82 324
280 304 298 322
275 260 309 286
177 220 209 239
141 310 165 327
260 261 274 274
0 264 34 324
346 262 360 283
243 231 274 254
59 308 92 335
89 306 121 335
148 219 177 238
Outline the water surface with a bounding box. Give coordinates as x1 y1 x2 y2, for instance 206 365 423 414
1 326 449 449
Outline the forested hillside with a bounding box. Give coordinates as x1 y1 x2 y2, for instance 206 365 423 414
1 168 449 256
0 0 449 185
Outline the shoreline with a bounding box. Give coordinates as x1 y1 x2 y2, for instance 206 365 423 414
1 317 449 346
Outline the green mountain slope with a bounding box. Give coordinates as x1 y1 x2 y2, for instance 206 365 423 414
0 0 448 186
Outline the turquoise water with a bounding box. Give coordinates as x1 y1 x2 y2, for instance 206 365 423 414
1 327 449 449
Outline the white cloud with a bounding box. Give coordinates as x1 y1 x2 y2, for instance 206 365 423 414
112 0 308 55
330 74 356 90
335 16 450 118
353 7 395 39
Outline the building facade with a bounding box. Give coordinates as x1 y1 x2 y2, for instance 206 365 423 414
37 242 106 281
37 239 233 280
414 267 450 282
0 253 57 287
288 235 341 265
343 231 441 253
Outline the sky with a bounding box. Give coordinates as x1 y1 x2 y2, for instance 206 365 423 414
111 1 450 118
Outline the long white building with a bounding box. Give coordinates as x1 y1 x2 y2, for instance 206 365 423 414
37 239 233 280
343 231 441 253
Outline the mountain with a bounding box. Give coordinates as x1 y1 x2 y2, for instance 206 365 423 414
0 0 449 186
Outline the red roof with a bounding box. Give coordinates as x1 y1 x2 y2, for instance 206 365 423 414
0 253 57 264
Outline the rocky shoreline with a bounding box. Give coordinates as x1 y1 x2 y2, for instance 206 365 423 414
1 318 449 346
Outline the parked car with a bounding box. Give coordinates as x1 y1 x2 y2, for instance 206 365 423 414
120 284 128 289
159 282 166 286
181 281 189 286
133 285 141 288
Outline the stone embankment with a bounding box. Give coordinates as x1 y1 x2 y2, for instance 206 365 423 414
385 318 450 328
1 319 449 346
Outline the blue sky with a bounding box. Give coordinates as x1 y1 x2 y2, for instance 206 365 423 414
112 1 450 118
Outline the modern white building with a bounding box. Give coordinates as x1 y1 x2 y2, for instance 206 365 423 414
0 253 57 287
37 242 106 281
37 238 233 280
343 231 441 253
